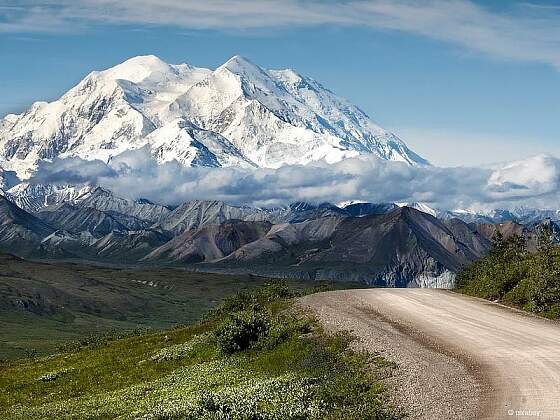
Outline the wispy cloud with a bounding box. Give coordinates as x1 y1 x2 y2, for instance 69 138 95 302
3 1 560 68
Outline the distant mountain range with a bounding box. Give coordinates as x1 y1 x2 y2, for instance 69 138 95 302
0 55 427 179
0 185 557 287
1 55 558 288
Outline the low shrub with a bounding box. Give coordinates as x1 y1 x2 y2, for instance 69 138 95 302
215 310 270 354
541 302 560 319
256 314 314 351
209 281 296 318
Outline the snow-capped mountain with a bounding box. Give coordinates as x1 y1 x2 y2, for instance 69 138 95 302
0 55 427 178
6 183 96 213
6 183 171 223
396 202 438 217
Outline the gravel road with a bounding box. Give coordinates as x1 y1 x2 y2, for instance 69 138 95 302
300 289 560 420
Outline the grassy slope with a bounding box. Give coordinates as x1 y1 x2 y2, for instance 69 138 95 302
0 254 312 360
0 284 398 420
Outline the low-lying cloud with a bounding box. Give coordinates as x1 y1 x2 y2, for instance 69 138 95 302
30 148 560 211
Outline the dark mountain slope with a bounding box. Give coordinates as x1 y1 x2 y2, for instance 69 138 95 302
0 195 54 256
144 220 272 263
93 229 173 262
442 218 490 258
211 207 481 287
301 208 479 286
37 203 133 237
343 202 398 217
281 202 349 223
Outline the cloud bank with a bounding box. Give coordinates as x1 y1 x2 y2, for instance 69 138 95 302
3 1 560 69
29 148 560 211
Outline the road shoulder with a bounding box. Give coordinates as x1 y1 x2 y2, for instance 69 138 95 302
299 290 483 420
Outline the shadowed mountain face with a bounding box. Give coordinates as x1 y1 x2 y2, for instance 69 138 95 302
0 191 556 287
214 207 481 287
441 218 491 257
144 220 273 263
37 203 147 237
0 195 54 256
343 202 398 217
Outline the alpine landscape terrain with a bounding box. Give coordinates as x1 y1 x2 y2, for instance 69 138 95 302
1 2 560 418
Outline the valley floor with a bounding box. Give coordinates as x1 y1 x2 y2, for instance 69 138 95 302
0 255 292 360
301 289 560 420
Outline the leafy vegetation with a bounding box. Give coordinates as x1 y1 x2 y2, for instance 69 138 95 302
215 310 270 354
455 226 560 318
0 282 398 419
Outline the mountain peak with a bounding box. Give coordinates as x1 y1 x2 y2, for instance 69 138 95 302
397 202 438 217
217 55 268 79
102 54 172 83
123 54 165 65
221 55 255 68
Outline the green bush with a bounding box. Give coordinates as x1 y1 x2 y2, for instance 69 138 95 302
541 303 560 319
255 314 314 351
504 278 531 304
215 310 270 354
208 281 295 319
456 229 560 318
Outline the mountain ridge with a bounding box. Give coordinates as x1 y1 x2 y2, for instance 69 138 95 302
0 187 557 287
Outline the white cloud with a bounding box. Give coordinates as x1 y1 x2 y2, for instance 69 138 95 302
3 1 560 69
487 154 560 198
30 148 560 210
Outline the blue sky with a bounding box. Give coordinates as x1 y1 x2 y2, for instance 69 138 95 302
2 0 560 166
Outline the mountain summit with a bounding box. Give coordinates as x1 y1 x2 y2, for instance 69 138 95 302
0 55 428 177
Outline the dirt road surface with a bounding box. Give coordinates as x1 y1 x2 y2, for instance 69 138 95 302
300 289 560 420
